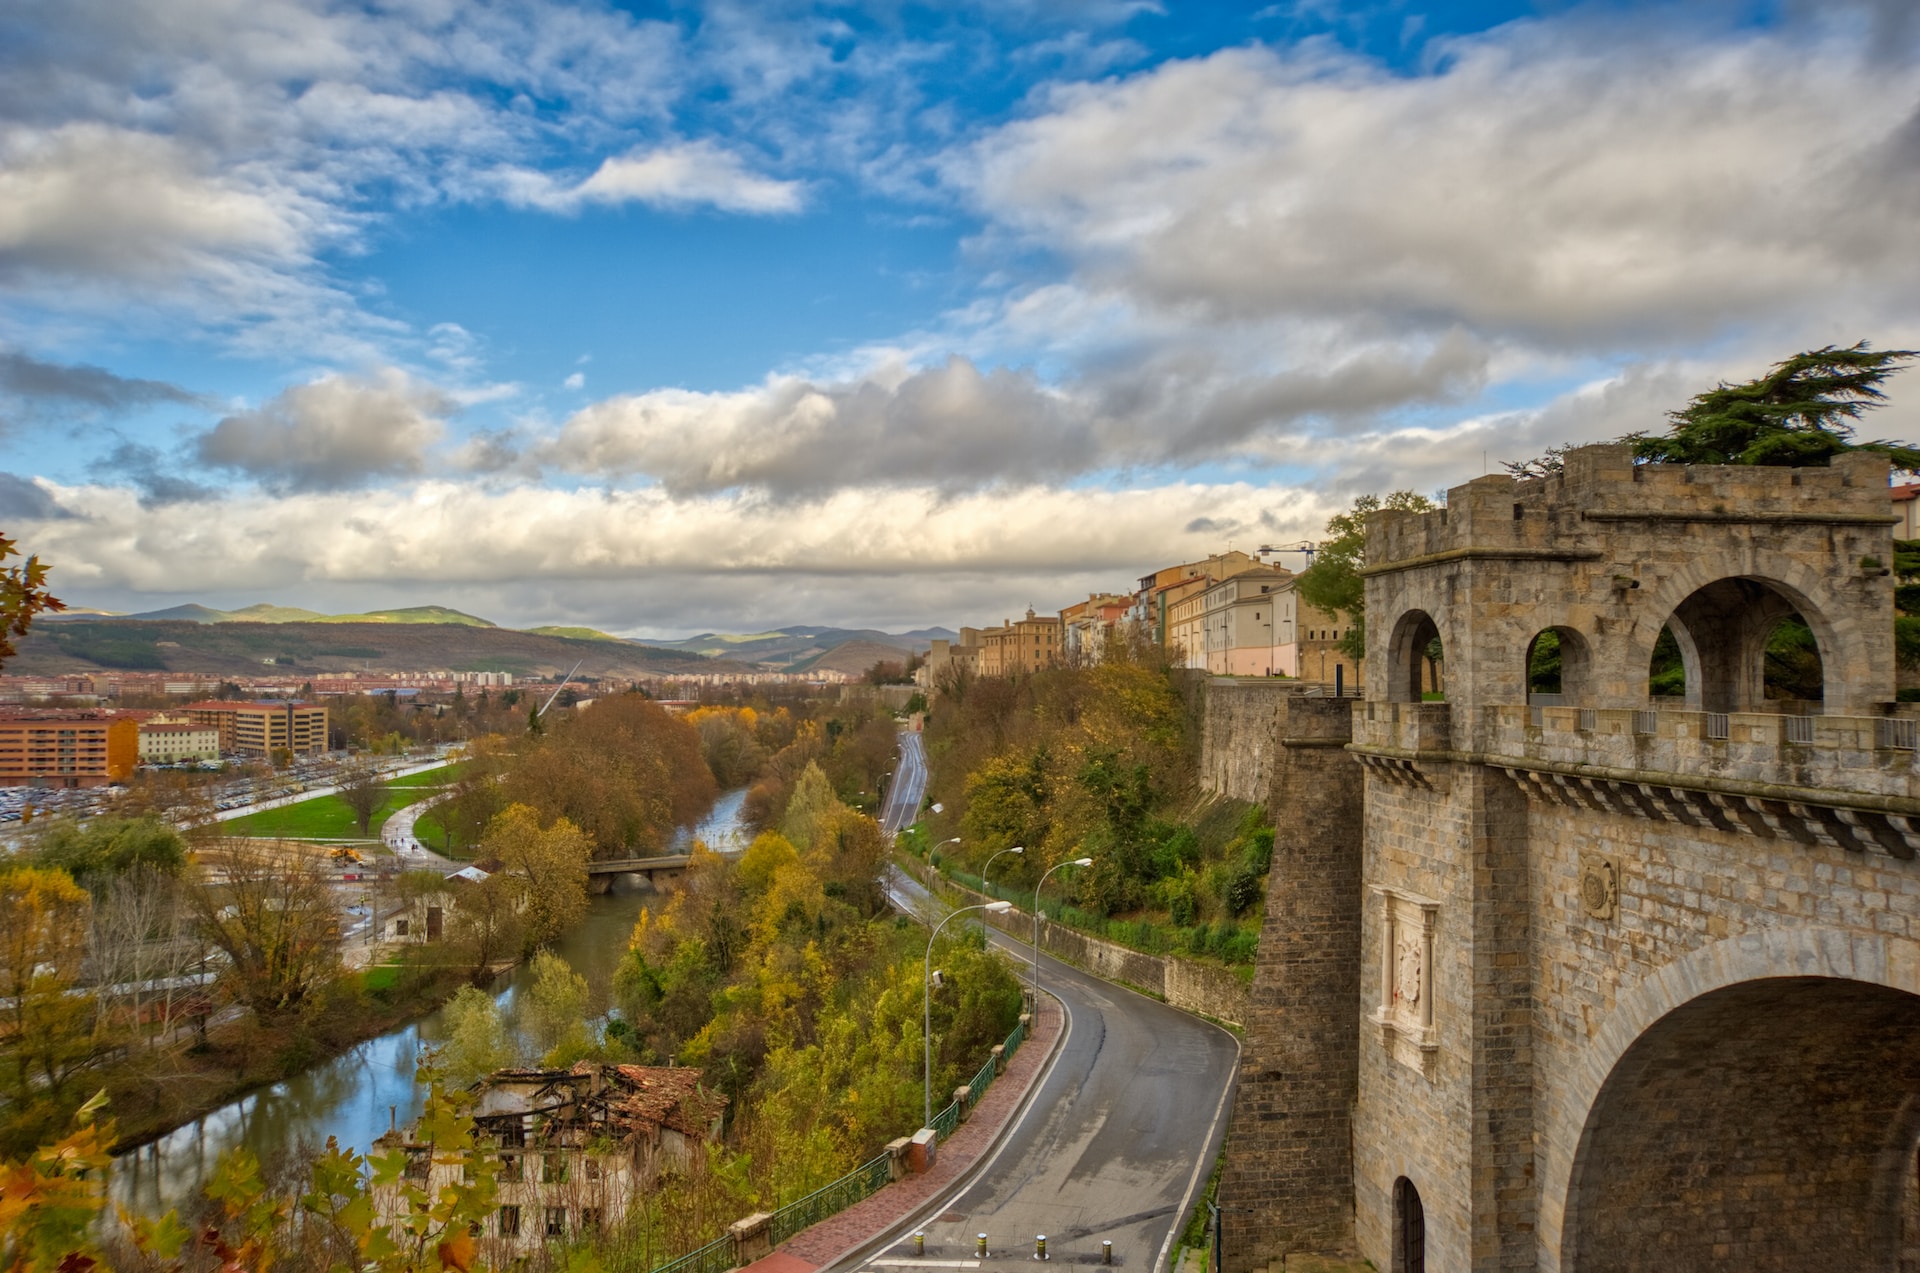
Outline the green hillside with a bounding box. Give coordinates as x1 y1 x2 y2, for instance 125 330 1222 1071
523 625 622 641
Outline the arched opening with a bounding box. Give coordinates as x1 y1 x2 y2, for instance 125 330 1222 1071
1391 1176 1425 1273
1387 610 1443 703
1526 626 1591 704
1651 578 1829 712
1564 977 1920 1272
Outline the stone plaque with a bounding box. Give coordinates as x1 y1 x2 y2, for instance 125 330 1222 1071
1580 856 1619 921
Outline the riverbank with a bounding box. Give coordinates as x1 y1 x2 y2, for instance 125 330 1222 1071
105 954 474 1153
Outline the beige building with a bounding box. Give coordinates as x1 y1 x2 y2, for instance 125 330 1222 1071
376 1063 726 1256
972 609 1063 677
1198 568 1293 675
138 720 221 763
1059 593 1133 664
184 700 330 757
1132 550 1261 647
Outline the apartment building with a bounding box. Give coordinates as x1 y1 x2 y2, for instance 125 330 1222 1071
0 708 140 787
138 720 222 763
1197 568 1294 675
1131 550 1260 646
1059 593 1134 664
183 700 330 757
973 609 1063 677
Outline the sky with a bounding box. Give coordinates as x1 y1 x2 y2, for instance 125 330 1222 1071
3 0 1919 638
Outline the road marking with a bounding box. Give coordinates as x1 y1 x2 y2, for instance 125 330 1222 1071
868 1261 980 1268
1152 1030 1240 1273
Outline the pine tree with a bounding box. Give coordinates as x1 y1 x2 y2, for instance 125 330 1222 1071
1634 341 1920 469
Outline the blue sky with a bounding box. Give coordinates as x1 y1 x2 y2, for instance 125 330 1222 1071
2 0 1917 635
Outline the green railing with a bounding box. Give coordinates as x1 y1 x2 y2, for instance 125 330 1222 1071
769 1152 893 1245
650 1233 736 1273
638 1015 1034 1273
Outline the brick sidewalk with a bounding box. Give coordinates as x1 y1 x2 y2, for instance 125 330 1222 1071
753 994 1067 1273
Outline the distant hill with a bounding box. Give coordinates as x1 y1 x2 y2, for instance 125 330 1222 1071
523 625 622 641
10 619 723 679
788 638 919 676
639 625 957 668
90 601 499 627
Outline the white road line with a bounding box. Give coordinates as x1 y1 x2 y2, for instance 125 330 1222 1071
1153 1032 1240 1273
867 1260 981 1267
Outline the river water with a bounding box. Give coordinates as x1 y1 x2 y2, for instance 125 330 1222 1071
111 788 751 1216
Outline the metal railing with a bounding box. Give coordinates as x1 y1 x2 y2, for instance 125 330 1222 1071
1705 713 1730 741
1881 717 1918 751
638 1015 1032 1273
651 1234 737 1273
769 1152 893 1245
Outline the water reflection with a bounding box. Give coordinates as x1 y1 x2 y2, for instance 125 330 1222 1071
112 788 750 1216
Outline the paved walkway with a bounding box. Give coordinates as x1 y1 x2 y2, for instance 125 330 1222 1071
754 992 1067 1273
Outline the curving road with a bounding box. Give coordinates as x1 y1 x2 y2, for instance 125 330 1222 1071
859 765 1240 1273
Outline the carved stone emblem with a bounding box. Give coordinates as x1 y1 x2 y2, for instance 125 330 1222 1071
1394 931 1423 1007
1580 856 1619 920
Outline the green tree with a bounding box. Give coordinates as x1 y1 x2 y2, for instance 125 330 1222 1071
32 816 184 886
0 867 97 1154
521 949 590 1062
1635 342 1918 469
434 985 514 1085
479 803 590 952
1295 491 1437 663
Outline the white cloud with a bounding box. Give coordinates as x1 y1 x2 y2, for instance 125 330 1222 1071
498 141 804 215
194 368 453 492
952 22 1920 349
563 372 585 390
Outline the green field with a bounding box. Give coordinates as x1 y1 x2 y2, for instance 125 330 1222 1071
224 762 462 840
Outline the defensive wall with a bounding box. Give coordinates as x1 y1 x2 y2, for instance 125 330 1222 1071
1205 445 1920 1272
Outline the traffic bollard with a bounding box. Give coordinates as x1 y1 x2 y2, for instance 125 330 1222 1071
915 1234 925 1257
978 1235 989 1259
1035 1235 1048 1261
1102 1242 1112 1265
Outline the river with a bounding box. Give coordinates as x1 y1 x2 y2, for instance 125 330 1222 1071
111 788 752 1216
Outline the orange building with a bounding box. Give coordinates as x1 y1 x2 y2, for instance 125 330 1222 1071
183 701 330 757
0 709 140 788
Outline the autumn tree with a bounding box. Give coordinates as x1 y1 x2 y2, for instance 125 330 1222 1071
444 871 524 982
186 841 340 1019
0 531 64 665
337 763 388 837
0 866 97 1153
479 804 590 952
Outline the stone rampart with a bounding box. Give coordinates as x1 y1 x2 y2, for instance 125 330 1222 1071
1198 677 1296 804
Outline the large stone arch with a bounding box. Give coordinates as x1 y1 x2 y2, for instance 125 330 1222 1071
1538 929 1920 1271
1620 549 1876 713
1383 607 1446 704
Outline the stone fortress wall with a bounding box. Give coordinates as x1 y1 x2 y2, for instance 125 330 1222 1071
1207 446 1920 1273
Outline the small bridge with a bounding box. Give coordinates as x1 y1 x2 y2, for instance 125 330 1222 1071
584 854 690 890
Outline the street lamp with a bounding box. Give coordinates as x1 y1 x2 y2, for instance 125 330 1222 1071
981 845 1023 899
926 901 1014 1127
1032 857 1093 1002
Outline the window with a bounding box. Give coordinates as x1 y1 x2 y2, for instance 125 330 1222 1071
542 1155 568 1184
581 1207 604 1232
500 1153 522 1181
403 1150 429 1181
546 1207 567 1237
585 1159 604 1181
497 1205 521 1238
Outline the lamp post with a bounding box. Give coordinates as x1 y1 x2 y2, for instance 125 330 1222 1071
982 845 1023 899
1032 857 1092 1001
926 901 1014 1128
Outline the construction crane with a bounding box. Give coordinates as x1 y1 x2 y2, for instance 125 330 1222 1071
537 661 585 717
1257 541 1318 567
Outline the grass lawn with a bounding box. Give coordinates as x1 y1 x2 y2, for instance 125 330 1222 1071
413 803 479 858
224 762 461 840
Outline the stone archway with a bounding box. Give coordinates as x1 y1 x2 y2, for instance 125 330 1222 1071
1563 976 1920 1271
1539 930 1920 1271
1386 609 1443 704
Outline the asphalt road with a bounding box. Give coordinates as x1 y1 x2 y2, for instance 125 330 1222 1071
880 729 930 838
863 866 1240 1273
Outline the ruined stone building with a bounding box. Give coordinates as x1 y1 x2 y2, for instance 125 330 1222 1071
1212 445 1920 1271
375 1062 726 1256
